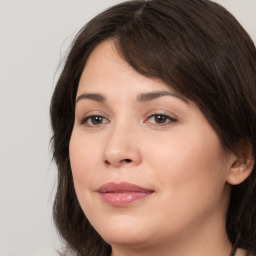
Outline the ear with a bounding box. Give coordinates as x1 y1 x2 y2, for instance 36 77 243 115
226 154 254 185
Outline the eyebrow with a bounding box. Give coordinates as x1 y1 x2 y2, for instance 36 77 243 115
137 91 188 103
76 93 105 103
76 91 188 104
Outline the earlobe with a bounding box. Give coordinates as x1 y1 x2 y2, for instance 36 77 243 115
226 156 254 185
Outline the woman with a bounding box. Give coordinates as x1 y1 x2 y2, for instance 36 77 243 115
50 0 256 255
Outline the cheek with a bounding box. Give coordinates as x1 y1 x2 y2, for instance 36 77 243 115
69 131 100 193
146 125 228 207
69 130 104 221
142 133 229 237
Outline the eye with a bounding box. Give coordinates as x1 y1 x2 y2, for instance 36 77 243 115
146 114 177 126
80 115 109 127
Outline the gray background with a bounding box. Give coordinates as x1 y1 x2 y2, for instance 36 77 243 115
0 1 255 255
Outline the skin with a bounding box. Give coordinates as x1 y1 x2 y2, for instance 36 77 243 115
69 40 241 256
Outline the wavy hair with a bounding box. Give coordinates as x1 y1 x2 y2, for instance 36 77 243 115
50 0 256 255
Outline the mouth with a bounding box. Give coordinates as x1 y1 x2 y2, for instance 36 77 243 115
96 182 154 207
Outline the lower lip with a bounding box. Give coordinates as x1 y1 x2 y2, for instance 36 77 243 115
99 192 153 207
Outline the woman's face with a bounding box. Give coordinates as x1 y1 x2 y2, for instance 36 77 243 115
69 41 233 254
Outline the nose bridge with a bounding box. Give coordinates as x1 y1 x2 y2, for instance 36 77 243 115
103 117 141 167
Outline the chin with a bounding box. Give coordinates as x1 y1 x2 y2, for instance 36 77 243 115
93 214 156 246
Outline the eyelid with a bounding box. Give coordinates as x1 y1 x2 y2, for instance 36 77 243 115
145 109 178 119
77 110 110 127
144 110 178 126
80 115 110 128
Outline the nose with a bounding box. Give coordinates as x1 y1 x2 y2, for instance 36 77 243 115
103 125 142 168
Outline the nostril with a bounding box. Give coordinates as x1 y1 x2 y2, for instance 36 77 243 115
105 160 111 165
104 158 132 167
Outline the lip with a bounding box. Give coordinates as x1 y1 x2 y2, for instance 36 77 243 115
96 182 154 207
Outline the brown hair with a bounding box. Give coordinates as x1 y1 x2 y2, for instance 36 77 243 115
50 0 256 255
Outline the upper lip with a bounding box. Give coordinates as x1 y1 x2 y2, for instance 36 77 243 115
96 182 154 193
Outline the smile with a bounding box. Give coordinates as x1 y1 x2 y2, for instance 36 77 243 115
96 182 154 207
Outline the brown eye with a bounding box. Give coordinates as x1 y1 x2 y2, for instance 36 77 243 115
90 116 105 125
146 114 177 125
81 115 109 127
154 115 168 124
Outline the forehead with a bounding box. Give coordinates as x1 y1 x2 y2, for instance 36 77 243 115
77 40 173 95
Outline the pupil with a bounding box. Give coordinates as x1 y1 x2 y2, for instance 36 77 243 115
155 115 166 123
92 116 102 124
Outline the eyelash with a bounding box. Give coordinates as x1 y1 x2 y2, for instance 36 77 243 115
145 113 177 126
80 115 109 127
79 113 177 128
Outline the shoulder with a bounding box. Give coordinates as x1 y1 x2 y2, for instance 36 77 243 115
236 248 246 256
236 248 256 256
